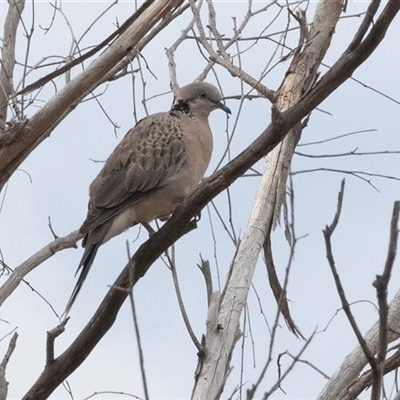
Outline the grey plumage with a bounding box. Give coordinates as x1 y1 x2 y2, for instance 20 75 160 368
65 82 230 314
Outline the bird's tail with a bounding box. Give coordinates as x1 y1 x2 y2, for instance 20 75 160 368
63 240 101 316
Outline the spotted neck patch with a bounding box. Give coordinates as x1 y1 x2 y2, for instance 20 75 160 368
171 100 192 116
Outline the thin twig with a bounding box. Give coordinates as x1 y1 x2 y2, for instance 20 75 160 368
262 330 316 399
126 242 149 400
166 247 202 351
83 390 143 400
295 149 400 158
298 129 377 147
291 167 400 191
278 350 330 380
16 1 155 96
323 179 379 382
0 230 82 308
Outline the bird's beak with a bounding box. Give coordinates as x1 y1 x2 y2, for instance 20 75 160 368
216 101 231 114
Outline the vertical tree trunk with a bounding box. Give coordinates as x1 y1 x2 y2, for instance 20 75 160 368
0 0 25 129
191 1 345 398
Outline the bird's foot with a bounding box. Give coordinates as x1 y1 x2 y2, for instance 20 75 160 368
192 211 201 223
188 211 201 231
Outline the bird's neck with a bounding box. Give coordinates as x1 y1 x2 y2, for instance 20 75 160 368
171 100 192 116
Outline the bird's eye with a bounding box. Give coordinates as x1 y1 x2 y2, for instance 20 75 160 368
200 92 207 98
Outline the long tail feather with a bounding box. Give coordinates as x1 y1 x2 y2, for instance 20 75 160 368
64 241 101 316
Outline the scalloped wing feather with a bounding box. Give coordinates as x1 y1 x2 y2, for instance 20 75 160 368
80 112 186 233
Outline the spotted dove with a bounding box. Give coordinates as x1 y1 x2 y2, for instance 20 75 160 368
65 82 231 313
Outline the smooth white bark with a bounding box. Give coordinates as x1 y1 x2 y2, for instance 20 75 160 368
191 1 345 398
318 288 400 400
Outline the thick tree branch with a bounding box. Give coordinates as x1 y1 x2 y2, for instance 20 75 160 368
256 0 345 340
346 347 400 398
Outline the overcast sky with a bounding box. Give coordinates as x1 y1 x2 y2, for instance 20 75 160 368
1 1 400 399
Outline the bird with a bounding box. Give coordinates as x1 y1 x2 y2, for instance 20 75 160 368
65 82 231 314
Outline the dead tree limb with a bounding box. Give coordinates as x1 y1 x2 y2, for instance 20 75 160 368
318 200 400 399
0 230 82 308
0 332 18 400
193 1 345 397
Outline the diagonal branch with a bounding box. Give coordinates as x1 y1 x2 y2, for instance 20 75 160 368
323 179 377 368
0 230 82 308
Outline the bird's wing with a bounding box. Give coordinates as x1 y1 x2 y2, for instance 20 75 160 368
80 112 186 233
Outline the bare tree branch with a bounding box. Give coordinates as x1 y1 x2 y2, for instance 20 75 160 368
263 233 303 338
318 199 400 399
0 331 18 400
262 331 315 399
0 0 25 128
0 229 82 308
167 247 202 351
126 242 149 400
346 347 400 399
323 180 380 387
46 319 68 365
188 0 275 101
372 201 400 398
15 1 151 97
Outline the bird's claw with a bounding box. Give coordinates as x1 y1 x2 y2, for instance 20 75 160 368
192 211 201 223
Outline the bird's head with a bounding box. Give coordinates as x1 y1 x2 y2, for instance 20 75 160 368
176 82 231 118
